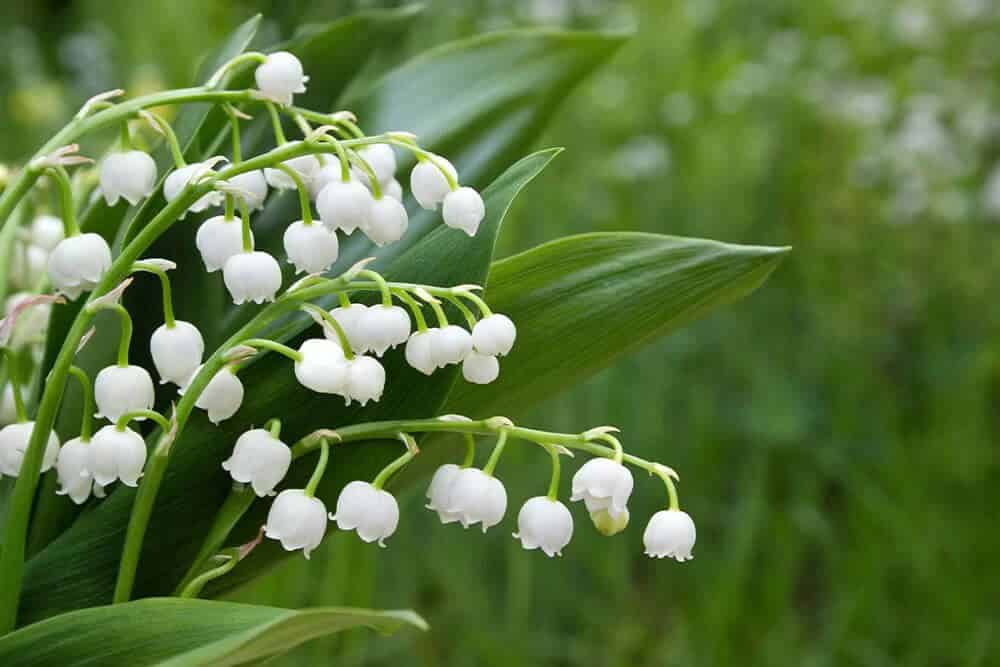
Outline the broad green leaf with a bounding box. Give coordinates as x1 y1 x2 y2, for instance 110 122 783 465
0 598 425 667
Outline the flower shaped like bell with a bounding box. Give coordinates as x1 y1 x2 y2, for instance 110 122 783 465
351 144 397 186
223 250 282 305
180 366 244 424
254 51 308 105
264 488 327 558
150 320 205 386
432 325 473 368
30 214 65 251
55 436 101 504
196 215 251 273
425 463 462 524
317 179 373 235
294 338 347 394
513 496 574 557
331 480 400 547
590 506 629 536
0 422 60 478
88 424 146 487
48 233 112 299
411 156 457 210
444 467 507 532
443 186 486 237
570 457 633 519
404 329 437 375
342 355 385 406
643 509 696 561
222 170 269 211
94 365 155 423
357 305 410 356
472 314 517 357
264 150 321 191
163 162 225 217
283 221 339 274
222 428 292 497
462 351 499 385
323 304 369 353
364 197 408 246
99 150 157 206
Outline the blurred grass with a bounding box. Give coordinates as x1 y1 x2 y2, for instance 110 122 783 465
3 0 999 665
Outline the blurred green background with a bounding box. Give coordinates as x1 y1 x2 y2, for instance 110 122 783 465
2 1 998 665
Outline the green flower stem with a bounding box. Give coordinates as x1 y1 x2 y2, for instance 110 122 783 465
119 122 132 150
302 304 354 359
142 111 186 168
359 270 392 307
108 305 133 368
545 444 561 500
444 294 477 329
458 290 493 318
372 434 418 489
264 102 287 145
0 348 27 423
205 51 267 87
115 409 171 433
226 111 243 163
346 149 381 199
304 440 330 497
132 262 176 328
178 549 240 599
596 433 624 464
391 288 428 331
224 194 235 220
275 164 313 225
67 366 94 441
427 299 449 328
242 338 303 362
239 200 253 252
47 167 79 237
657 468 681 511
385 139 459 191
462 434 476 467
482 429 508 476
336 117 365 139
266 418 282 438
314 135 351 181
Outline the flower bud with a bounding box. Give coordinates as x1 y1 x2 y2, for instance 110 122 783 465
590 507 629 536
342 355 386 406
294 339 347 394
99 150 157 206
48 233 112 299
513 496 574 557
0 422 60 477
181 366 244 424
442 186 486 236
462 351 499 384
222 428 292 497
264 488 327 558
55 437 98 504
195 215 250 273
223 170 269 210
445 467 507 532
150 321 205 386
410 157 457 210
472 313 516 357
163 162 225 216
364 197 408 246
404 329 437 375
323 304 369 353
283 221 339 274
643 509 696 561
254 51 308 105
425 463 462 524
30 214 65 251
432 325 473 368
264 150 321 191
94 365 155 423
88 424 146 487
316 180 373 235
357 305 410 356
570 458 633 519
223 251 282 304
351 144 397 186
331 480 399 547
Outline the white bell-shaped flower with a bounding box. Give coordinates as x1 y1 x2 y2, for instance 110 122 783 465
331 480 399 547
30 214 65 251
404 329 437 375
99 150 157 206
351 144 397 185
55 437 99 504
223 251 282 305
444 467 507 532
48 233 113 299
283 221 339 274
195 215 250 273
254 51 308 105
410 156 457 210
11 243 47 290
181 366 244 424
462 351 499 384
264 488 327 558
472 314 517 356
88 424 146 487
163 162 225 217
342 355 385 406
431 325 473 368
443 186 486 236
316 179 373 235
357 305 410 356
294 338 347 394
425 463 462 524
150 320 204 386
0 422 60 477
384 178 403 202
0 386 16 425
264 149 321 191
309 164 339 199
222 428 292 497
363 197 408 246
513 496 574 557
570 457 634 519
643 509 696 561
94 365 155 423
323 304 369 353
223 170 269 210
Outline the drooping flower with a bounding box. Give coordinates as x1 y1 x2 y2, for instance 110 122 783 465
93 365 155 423
357 305 410 356
150 320 204 386
47 233 112 299
471 313 517 356
444 467 507 532
283 221 339 274
410 156 457 210
425 463 463 524
323 304 370 353
99 150 157 206
55 436 100 504
0 422 60 477
442 186 486 236
590 506 630 536
254 51 309 106
163 162 225 216
195 215 251 273
570 457 634 519
316 179 373 235
294 339 347 394
404 329 437 375
342 355 385 406
462 351 499 384
431 324 473 368
264 150 321 191
364 197 408 246
383 179 403 202
29 214 65 251
351 144 397 186
331 480 400 547
222 170 269 210
513 496 574 557
222 428 292 497
223 251 282 305
643 509 696 561
88 424 146 487
181 366 244 424
264 488 328 558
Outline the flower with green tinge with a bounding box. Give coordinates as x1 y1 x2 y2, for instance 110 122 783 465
342 355 386 406
0 422 59 478
29 214 65 251
643 509 696 561
472 313 517 356
462 351 499 384
283 220 339 274
570 457 633 519
222 428 291 497
254 51 308 106
99 150 157 206
47 233 112 299
223 251 282 305
163 162 225 217
264 489 327 559
590 506 629 536
195 215 250 273
88 424 146 487
425 463 462 524
444 467 507 532
93 365 155 423
442 186 486 236
364 197 408 246
55 437 101 504
317 180 373 235
294 339 347 395
357 305 410 356
513 496 574 557
331 480 400 547
150 321 204 386
180 365 244 424
410 156 456 210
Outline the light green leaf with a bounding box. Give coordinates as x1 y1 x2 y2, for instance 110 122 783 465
0 598 425 667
